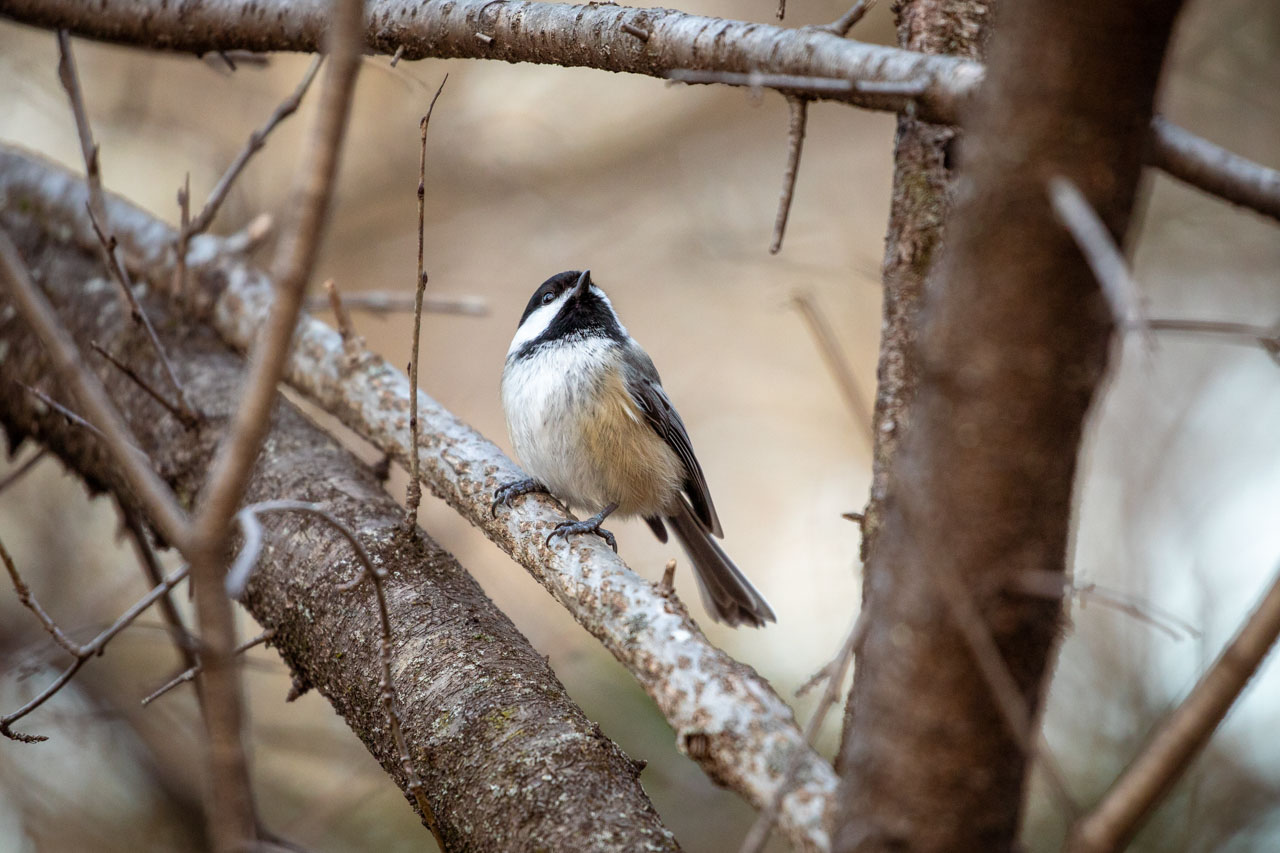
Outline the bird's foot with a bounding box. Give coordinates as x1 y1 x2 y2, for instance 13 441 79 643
491 478 548 517
546 503 619 552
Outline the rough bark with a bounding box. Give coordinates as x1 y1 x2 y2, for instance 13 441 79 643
0 0 981 120
858 0 990 557
834 0 1185 850
0 145 835 852
0 211 678 853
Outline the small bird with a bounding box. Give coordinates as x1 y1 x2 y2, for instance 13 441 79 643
494 270 775 628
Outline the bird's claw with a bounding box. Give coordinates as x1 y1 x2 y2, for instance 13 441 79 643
546 519 618 552
491 478 546 517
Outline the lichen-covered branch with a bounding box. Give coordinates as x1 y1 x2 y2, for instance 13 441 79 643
0 200 680 853
0 145 836 852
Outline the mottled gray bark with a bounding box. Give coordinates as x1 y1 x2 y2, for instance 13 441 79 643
835 0 1185 850
0 210 679 853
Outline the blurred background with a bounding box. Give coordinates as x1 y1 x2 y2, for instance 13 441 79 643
0 0 1278 849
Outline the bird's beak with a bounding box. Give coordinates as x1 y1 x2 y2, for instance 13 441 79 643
571 269 591 298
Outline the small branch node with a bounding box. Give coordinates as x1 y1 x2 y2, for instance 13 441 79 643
620 22 650 42
475 32 494 44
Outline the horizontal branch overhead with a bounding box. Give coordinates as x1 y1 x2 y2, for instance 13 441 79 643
3 0 1277 221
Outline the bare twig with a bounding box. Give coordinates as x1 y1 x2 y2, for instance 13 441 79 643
790 290 874 447
117 499 199 671
1013 569 1200 642
820 0 876 37
390 44 405 66
173 174 191 296
666 68 856 95
620 22 649 41
55 31 104 224
1068 563 1280 853
221 212 276 256
933 564 1080 821
776 0 784 22
142 629 275 707
305 290 489 316
221 500 442 844
187 56 324 237
185 5 364 846
19 382 107 440
1049 176 1152 347
0 448 46 496
770 96 809 255
322 279 358 344
90 341 197 428
739 612 869 853
406 76 448 528
58 32 196 422
1147 317 1280 351
1148 116 1280 223
1 537 81 657
1 560 190 742
0 232 191 547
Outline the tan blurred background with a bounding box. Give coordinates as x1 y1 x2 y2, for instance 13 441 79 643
1 0 1278 850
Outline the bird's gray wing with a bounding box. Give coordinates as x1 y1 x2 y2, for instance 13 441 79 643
623 352 724 538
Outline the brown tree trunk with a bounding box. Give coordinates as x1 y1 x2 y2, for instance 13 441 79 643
0 211 679 853
836 0 1185 850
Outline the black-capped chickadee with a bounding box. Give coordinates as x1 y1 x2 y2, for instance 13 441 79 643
494 270 776 628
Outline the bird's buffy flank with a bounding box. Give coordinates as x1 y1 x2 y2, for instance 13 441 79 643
496 270 775 628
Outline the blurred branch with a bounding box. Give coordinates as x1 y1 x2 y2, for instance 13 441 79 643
1 537 191 743
305 290 489 317
0 145 836 852
8 1 1278 223
1067 564 1280 853
1149 116 1280 222
0 198 680 851
185 0 364 845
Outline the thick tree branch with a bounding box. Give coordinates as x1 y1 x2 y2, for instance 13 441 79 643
0 208 680 853
834 0 1186 850
0 144 836 852
3 0 1277 223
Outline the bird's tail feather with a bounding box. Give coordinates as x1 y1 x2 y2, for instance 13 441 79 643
668 501 775 628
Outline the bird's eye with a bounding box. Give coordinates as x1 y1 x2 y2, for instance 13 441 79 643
541 291 556 305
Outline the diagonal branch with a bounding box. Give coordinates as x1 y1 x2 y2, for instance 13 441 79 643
0 144 836 853
1066 563 1280 853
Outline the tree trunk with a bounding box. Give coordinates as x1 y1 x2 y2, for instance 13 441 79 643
836 0 1185 850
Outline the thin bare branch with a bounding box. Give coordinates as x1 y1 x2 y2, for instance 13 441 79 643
54 30 104 224
667 68 857 95
185 5 364 846
188 55 324 237
305 290 489 316
1049 176 1152 347
409 74 455 525
0 448 46 496
820 0 876 37
222 500 442 844
58 33 196 421
1149 115 1280 223
1 536 81 657
142 629 275 707
1013 569 1201 642
0 231 191 549
1147 317 1280 351
322 279 358 344
1068 563 1280 852
1 561 190 743
90 341 197 428
19 382 107 440
790 290 874 447
117 499 199 672
932 564 1080 822
770 96 809 255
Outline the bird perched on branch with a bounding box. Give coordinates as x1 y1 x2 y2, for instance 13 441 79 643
494 270 775 628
